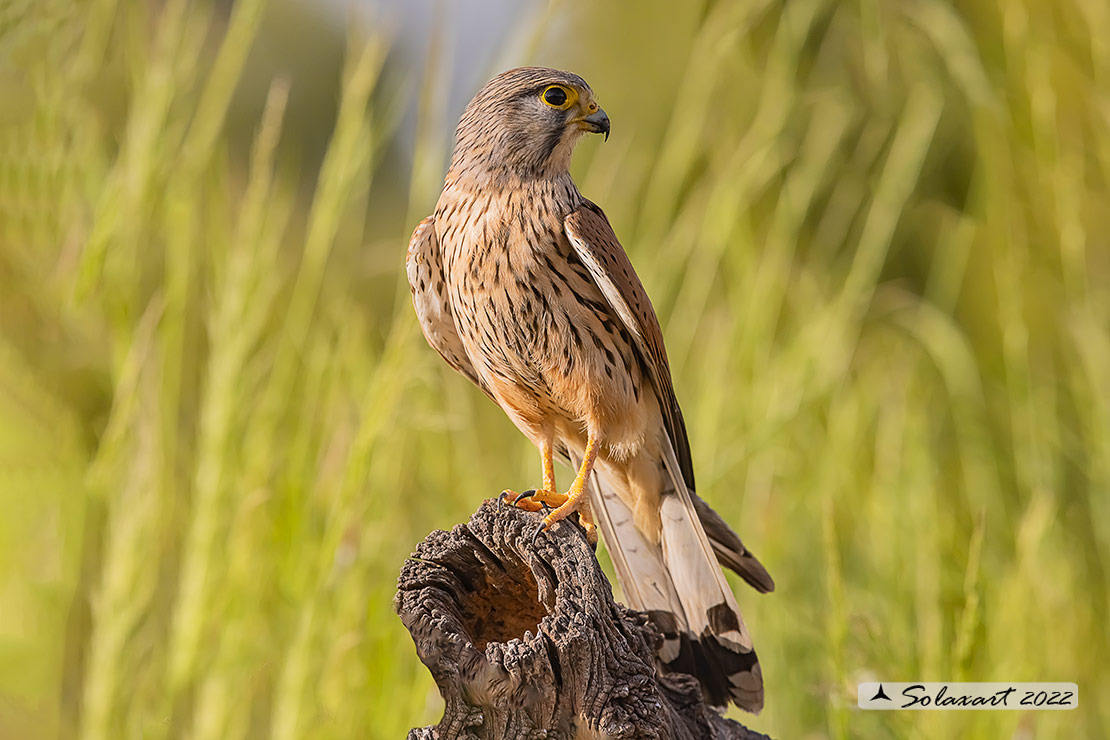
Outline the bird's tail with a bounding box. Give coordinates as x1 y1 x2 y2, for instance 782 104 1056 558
577 454 769 713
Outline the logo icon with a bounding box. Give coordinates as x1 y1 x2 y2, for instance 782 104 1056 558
870 684 892 702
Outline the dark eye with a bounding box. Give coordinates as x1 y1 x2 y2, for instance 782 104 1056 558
543 86 568 107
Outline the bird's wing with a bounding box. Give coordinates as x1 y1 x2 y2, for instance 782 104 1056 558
565 202 766 711
564 201 696 489
563 202 772 590
406 216 492 399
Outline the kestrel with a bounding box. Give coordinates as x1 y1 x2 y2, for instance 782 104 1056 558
406 67 773 712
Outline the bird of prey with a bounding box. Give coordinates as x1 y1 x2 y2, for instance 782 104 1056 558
406 67 773 712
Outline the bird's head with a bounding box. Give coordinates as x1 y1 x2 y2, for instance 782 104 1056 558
449 67 609 182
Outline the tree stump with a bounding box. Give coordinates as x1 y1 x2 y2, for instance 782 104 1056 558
394 499 773 740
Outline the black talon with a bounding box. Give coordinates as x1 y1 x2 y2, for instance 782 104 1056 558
497 490 512 505
531 520 548 541
513 489 536 505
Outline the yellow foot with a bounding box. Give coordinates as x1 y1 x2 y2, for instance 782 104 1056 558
498 489 541 512
521 489 568 508
533 495 595 543
497 489 565 513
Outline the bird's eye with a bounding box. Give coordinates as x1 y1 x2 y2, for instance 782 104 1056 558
540 85 576 110
543 87 567 106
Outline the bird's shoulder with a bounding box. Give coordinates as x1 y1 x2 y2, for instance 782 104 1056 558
406 214 436 267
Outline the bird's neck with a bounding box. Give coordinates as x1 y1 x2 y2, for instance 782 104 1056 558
443 166 580 201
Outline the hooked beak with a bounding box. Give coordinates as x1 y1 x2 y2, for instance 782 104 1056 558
580 109 611 141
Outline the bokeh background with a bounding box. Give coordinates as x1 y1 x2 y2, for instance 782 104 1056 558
2 0 1108 737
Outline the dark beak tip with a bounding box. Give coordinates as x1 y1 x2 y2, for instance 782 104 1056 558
584 109 611 141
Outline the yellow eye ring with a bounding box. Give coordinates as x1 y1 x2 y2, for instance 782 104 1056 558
540 85 578 110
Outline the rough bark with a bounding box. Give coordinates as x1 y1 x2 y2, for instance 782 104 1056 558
394 499 773 740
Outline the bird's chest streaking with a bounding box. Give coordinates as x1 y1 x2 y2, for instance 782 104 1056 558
436 179 646 448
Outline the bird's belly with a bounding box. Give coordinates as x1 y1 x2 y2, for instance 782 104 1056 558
454 260 647 454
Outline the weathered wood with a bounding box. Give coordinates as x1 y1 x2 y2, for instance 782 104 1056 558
394 500 773 740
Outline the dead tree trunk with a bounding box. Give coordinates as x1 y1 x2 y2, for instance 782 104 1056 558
394 499 773 740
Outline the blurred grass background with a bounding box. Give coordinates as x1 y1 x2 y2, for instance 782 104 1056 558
1 0 1108 737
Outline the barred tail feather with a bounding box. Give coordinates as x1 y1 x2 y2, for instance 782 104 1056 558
580 453 764 712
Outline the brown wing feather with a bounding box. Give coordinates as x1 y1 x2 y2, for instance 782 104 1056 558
406 215 493 400
564 203 774 593
563 202 695 489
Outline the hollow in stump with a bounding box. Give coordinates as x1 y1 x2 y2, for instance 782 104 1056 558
394 499 773 739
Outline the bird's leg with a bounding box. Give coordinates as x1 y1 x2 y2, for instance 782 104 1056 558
536 435 598 536
540 436 559 497
500 433 562 512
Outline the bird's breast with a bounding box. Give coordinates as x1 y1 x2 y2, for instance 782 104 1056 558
435 180 646 446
